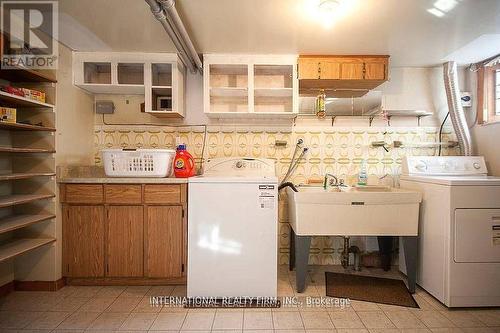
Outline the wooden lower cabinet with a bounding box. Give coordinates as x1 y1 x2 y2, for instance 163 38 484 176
61 183 186 283
106 206 144 277
146 206 184 278
63 205 105 277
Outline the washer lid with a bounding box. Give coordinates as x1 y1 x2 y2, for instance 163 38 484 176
189 175 278 184
400 174 500 186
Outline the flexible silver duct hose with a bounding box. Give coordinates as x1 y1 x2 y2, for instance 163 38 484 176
443 61 473 156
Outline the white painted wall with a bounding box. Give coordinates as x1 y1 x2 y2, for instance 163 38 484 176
466 70 500 176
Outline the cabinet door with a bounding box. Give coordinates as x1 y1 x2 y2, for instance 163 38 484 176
146 206 184 278
106 206 144 277
63 205 105 277
319 61 340 79
364 62 386 80
340 62 364 79
298 58 320 79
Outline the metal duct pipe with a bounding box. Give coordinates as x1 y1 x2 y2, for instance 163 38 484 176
144 0 202 74
159 0 203 73
443 61 473 156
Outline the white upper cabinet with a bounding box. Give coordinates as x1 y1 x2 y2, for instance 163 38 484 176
203 54 298 118
73 52 185 118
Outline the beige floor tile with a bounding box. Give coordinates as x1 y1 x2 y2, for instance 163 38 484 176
357 312 396 329
88 311 129 330
241 330 273 333
411 295 438 312
25 311 71 329
25 295 66 311
133 296 163 313
52 330 85 333
336 329 369 333
368 329 400 333
419 295 448 311
78 297 115 312
171 285 187 297
0 311 43 329
211 330 242 333
469 310 500 327
385 311 427 329
400 329 432 333
378 303 412 312
69 286 103 298
150 311 187 330
460 328 500 333
146 285 175 296
440 311 486 328
119 312 157 330
412 311 456 328
429 329 464 333
181 310 215 330
243 311 273 329
273 311 304 329
329 311 365 329
301 311 335 329
98 286 126 298
121 286 152 298
212 310 243 330
49 297 90 312
57 311 101 330
351 301 382 312
105 296 142 313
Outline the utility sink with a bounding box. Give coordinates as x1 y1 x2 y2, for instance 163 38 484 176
286 186 422 236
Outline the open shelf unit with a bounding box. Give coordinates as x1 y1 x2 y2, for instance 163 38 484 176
204 55 298 118
0 65 56 278
73 52 185 118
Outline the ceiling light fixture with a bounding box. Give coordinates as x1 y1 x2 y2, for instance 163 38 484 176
427 8 445 17
318 0 339 28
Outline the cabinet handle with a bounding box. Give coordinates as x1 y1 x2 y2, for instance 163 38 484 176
318 62 321 79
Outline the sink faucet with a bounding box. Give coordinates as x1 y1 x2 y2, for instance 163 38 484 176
323 173 339 189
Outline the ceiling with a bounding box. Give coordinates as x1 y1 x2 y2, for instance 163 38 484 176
58 0 500 67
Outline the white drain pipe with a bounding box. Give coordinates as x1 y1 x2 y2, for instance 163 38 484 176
145 0 202 74
443 61 473 156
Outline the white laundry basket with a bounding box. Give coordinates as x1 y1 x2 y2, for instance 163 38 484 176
102 149 175 177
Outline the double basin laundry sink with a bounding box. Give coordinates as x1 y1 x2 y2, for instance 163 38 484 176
286 185 422 236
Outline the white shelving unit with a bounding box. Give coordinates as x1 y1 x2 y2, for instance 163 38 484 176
73 52 185 118
203 54 298 118
0 67 57 271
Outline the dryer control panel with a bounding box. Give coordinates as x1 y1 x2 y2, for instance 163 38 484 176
402 156 488 176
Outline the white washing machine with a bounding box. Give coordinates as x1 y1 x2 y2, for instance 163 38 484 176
400 156 500 307
188 157 278 298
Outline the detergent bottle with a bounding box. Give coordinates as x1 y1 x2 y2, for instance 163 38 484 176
173 144 195 178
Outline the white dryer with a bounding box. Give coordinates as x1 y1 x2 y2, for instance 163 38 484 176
188 157 278 298
400 156 500 307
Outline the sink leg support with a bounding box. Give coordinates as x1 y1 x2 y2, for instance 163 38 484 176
289 228 296 271
403 236 418 294
294 233 311 293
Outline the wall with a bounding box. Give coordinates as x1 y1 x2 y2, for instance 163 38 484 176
92 65 460 264
466 71 500 176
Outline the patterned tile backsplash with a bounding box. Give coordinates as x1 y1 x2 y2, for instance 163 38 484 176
94 125 459 265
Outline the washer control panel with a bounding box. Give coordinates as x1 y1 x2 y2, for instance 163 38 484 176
203 157 276 176
402 156 488 176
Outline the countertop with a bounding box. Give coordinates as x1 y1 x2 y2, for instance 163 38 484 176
57 165 188 184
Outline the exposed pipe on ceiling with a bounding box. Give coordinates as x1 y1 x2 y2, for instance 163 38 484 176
145 0 202 74
443 61 473 156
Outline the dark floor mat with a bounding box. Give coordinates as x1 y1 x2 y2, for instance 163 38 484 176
325 272 419 308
